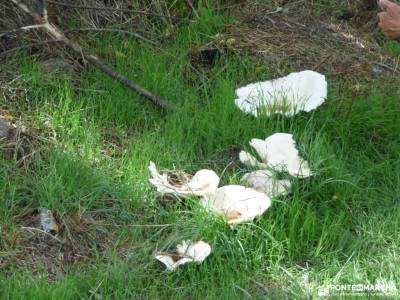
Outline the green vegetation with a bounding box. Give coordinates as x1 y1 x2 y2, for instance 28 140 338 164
1 3 400 299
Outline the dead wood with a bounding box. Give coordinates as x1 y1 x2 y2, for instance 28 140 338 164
10 0 174 110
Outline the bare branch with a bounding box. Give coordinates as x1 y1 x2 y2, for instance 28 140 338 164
10 0 174 110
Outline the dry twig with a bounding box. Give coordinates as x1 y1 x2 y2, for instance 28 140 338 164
21 226 63 243
10 0 173 110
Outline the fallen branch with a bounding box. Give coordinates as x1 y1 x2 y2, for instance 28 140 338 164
11 0 173 110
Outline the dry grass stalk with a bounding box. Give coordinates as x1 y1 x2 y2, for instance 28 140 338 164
214 1 399 80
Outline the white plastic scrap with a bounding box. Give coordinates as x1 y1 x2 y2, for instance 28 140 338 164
235 70 327 117
239 133 312 178
148 161 220 198
155 240 211 271
201 185 272 225
240 170 291 197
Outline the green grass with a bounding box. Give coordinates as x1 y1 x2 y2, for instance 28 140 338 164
1 3 400 299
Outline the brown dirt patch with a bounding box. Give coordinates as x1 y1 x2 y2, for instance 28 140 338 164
1 210 116 282
214 0 399 81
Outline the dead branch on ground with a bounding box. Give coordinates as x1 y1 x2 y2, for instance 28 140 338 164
9 0 173 110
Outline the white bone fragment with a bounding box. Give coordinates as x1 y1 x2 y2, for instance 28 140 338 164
235 70 327 116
